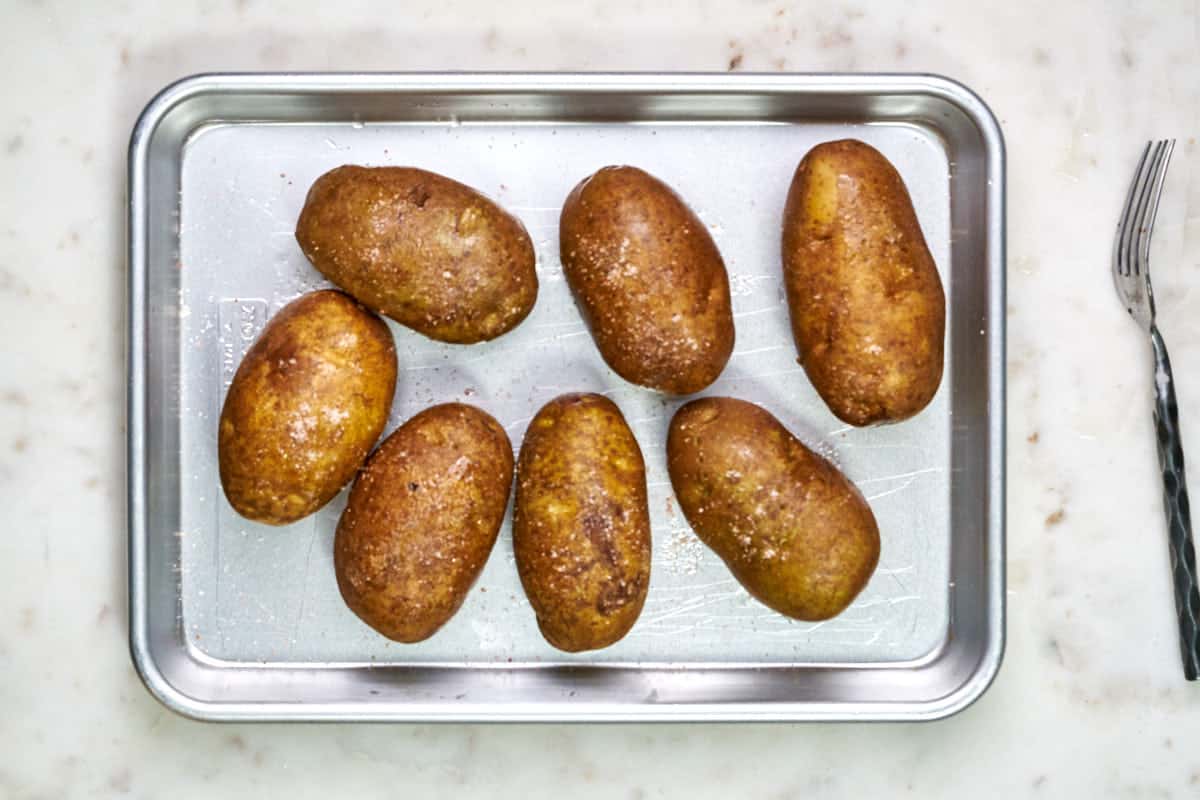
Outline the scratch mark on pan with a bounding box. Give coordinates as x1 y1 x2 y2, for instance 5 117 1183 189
867 479 920 501
243 196 281 223
529 320 587 330
731 367 805 380
650 578 740 593
857 466 942 485
731 344 787 358
733 306 783 319
291 525 321 654
527 331 590 347
637 587 746 627
404 355 489 372
533 383 594 395
853 595 920 609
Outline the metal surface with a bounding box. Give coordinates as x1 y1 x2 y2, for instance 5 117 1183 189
128 72 1006 721
1112 140 1200 680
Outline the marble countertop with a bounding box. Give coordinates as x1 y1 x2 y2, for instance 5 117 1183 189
3 0 1200 796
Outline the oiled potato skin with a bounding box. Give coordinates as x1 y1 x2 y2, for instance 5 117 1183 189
296 166 537 344
782 139 945 426
218 290 396 526
334 403 513 643
559 166 734 394
667 397 879 621
514 393 651 651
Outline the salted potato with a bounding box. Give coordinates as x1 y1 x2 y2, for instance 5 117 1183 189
667 397 879 621
781 139 945 426
514 393 651 652
218 290 396 526
334 403 513 642
295 166 537 344
559 166 734 394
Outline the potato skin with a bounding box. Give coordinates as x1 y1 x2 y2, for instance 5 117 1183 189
334 403 513 643
218 290 396 526
295 165 537 344
559 166 734 394
667 397 879 621
782 139 945 426
514 393 651 652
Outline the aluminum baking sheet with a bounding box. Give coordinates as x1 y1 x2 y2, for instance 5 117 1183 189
129 74 1004 721
180 121 949 665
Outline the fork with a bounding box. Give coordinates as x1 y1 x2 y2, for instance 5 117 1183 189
1113 139 1200 680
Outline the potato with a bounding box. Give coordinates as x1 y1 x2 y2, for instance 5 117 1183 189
295 166 537 344
559 166 734 394
334 403 513 642
781 139 945 426
667 397 879 621
218 290 396 526
514 393 651 651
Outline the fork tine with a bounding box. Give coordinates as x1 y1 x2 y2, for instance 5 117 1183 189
1136 139 1175 276
1116 142 1152 278
1123 142 1163 277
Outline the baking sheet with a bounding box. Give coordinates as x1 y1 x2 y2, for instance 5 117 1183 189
177 120 951 666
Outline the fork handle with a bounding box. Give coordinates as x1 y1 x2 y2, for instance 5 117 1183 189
1150 326 1200 680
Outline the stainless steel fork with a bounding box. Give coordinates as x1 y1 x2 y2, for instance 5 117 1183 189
1112 139 1200 680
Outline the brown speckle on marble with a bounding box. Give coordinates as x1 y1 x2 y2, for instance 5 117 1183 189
109 769 131 793
2 390 29 406
819 27 853 48
728 51 743 71
484 27 498 49
0 268 32 296
19 607 34 631
226 734 247 751
12 436 27 453
1028 431 1039 444
775 6 785 16
895 41 908 59
119 46 130 67
1120 48 1134 68
773 56 787 70
1164 737 1173 749
253 750 266 767
1046 508 1065 527
1033 48 1050 66
5 135 22 154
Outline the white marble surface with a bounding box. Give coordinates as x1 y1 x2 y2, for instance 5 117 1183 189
2 0 1200 796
